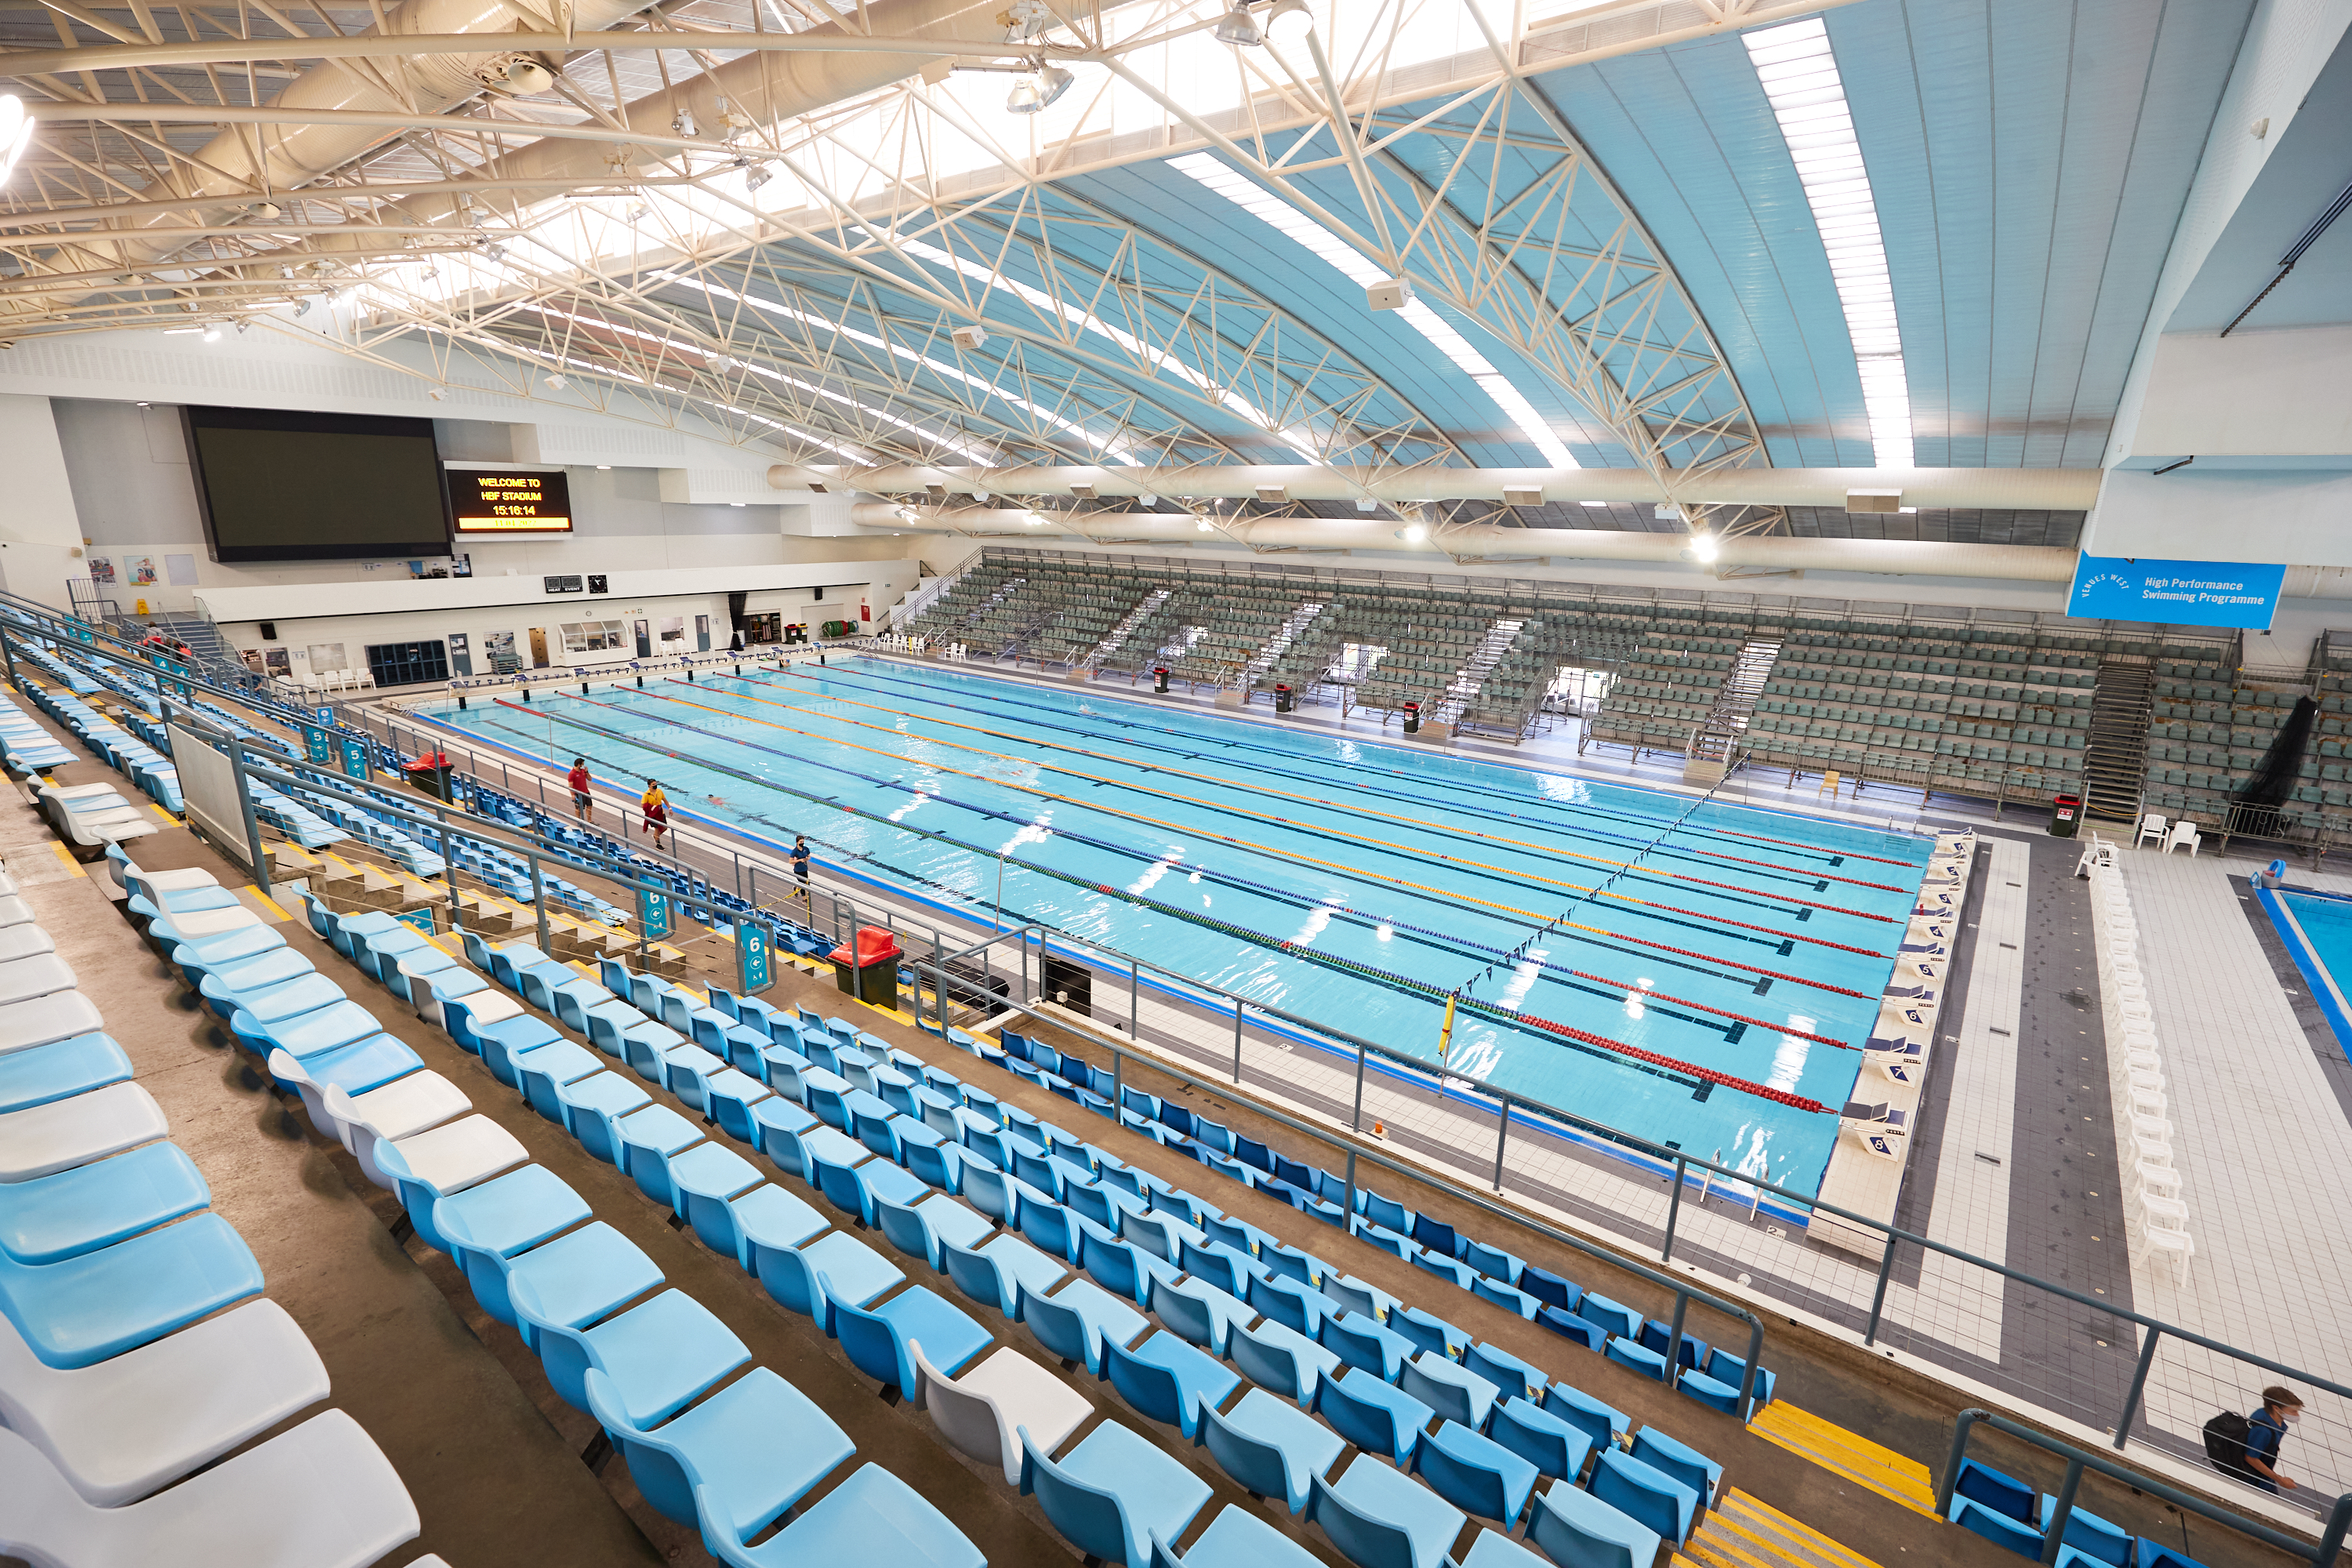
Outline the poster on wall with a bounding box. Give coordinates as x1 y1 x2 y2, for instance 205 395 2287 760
87 557 116 586
483 630 519 675
263 648 291 677
127 556 157 586
165 554 198 586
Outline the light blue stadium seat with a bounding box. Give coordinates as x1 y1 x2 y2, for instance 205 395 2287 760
1309 1454 1467 1568
442 1214 658 1344
699 1464 985 1568
2038 1498 2136 1566
1413 1418 1537 1525
1953 1498 2048 1561
872 1191 993 1272
1150 1274 1252 1358
1528 1478 1660 1568
1019 1277 1145 1376
942 1232 1065 1319
751 1098 819 1181
1392 1305 1470 1361
708 1183 827 1273
584 1363 851 1534
1103 1330 1240 1440
0 1212 261 1369
0 1033 132 1113
1323 1309 1414 1382
1229 1316 1342 1410
1198 1388 1345 1515
827 1278 991 1398
1146 1504 1325 1568
1315 1366 1434 1467
613 1105 706 1210
1400 1352 1495 1432
0 1141 209 1264
1629 1428 1720 1513
1487 1397 1592 1485
747 1229 902 1330
669 1143 765 1240
1022 1421 1212 1568
1588 1447 1697 1545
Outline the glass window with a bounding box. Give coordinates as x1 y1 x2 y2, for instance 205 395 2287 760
561 619 627 653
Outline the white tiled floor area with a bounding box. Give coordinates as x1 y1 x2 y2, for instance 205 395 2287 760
2115 844 2352 1504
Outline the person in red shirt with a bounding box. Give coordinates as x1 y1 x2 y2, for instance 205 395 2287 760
566 757 592 822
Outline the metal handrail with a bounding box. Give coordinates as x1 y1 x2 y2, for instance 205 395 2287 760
1939 1408 2351 1566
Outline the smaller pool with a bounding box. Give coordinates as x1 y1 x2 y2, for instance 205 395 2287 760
2263 887 2352 1047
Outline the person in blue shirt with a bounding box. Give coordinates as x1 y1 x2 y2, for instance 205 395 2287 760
2244 1385 2303 1494
790 836 812 902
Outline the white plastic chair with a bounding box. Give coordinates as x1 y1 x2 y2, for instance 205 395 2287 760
2164 821 2201 856
2137 1162 2183 1203
2133 1134 2174 1168
0 1410 418 1568
0 1301 328 1506
912 1338 1091 1486
325 1083 524 1196
2135 813 2166 848
0 1080 168 1181
2143 1223 2193 1287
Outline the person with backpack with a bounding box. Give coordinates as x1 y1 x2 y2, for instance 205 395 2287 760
2207 1387 2303 1494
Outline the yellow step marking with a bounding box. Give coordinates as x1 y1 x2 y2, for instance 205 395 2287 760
245 888 291 922
1746 1407 1938 1517
148 803 177 822
1709 1504 1873 1568
49 842 85 877
1684 1520 1784 1568
1719 1490 1900 1568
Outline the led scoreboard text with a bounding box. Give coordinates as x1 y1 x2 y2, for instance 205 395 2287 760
452 468 573 533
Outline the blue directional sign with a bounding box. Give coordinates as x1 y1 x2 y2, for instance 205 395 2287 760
338 735 370 779
638 887 671 940
737 920 772 994
2068 554 2285 629
303 724 332 764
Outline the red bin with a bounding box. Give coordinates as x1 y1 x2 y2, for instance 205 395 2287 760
829 924 905 1006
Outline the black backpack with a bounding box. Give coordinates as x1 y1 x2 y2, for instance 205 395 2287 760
2204 1410 2252 1467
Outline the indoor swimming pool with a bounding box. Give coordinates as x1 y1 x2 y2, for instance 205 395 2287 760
420 656 1933 1196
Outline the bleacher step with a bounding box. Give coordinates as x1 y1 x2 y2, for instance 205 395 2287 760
1682 1489 1895 1568
1746 1399 1940 1515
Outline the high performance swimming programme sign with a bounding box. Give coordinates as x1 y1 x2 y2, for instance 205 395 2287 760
2067 554 2286 629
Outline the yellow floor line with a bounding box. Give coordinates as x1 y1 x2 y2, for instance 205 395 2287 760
1745 1410 1939 1517
245 888 291 921
49 841 84 877
1723 1490 1906 1566
1686 1520 1787 1568
148 803 177 822
1752 1405 1934 1488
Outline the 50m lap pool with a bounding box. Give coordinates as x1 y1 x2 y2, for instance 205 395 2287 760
421 656 1932 1197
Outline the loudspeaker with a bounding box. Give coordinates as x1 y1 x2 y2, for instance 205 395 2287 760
259 621 277 641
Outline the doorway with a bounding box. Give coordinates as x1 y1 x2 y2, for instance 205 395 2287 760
448 631 473 677
633 619 652 657
528 627 550 667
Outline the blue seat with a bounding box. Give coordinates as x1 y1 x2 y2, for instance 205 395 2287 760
699 1463 986 1568
443 1215 658 1342
473 1016 568 1087
660 1044 731 1113
1146 1504 1325 1568
1325 1275 1395 1323
1103 1330 1240 1440
1399 1352 1494 1431
1519 1266 1580 1314
1409 1213 1461 1259
1310 1455 1467 1568
704 1069 773 1145
228 999 380 1061
1539 1308 1606 1354
1149 1274 1252 1358
1392 1305 1469 1361
1951 1457 2039 1524
1629 1428 1719 1512
1700 1348 1775 1409
197 968 343 1025
1588 1447 1697 1545
1488 1397 1592 1485
1022 1421 1212 1568
1528 1478 1659 1568
827 1279 992 1396
0 1142 210 1264
1461 1240 1522 1284
902 1128 964 1194
510 1042 604 1124
751 1098 819 1181
583 1363 851 1534
2038 1498 2136 1566
613 1105 706 1210
1473 1276 1540 1319
812 1142 929 1228
1461 1343 1542 1406
1315 1366 1434 1466
748 1230 902 1330
1019 1196 1088 1265
1019 1278 1145 1376
1414 1418 1537 1524
426 1164 593 1320
0 1033 132 1113
1199 1387 1345 1515
1413 1251 1474 1290
1080 1229 1181 1307
942 1233 1065 1319
1229 1316 1342 1409
709 1183 828 1272
1247 1271 1330 1338
1577 1293 1638 1341
1323 1310 1414 1382
668 1143 765 1240
1954 1499 2049 1561
1602 1338 1668 1384
873 1192 994 1271
0 1212 262 1369
1542 1383 1629 1455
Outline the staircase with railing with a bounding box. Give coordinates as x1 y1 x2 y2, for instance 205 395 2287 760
1682 637 1781 788
1240 600 1327 691
2082 659 2155 825
1429 616 1525 726
1080 587 1173 671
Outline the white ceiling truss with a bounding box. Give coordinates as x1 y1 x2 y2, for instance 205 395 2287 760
0 0 1835 541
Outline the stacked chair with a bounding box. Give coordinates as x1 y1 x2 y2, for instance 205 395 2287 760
278 864 1749 1568
2082 846 2190 1285
1 845 429 1568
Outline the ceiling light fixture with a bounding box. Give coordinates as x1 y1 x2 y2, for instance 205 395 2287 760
1196 517 1213 532
1399 524 1427 543
743 164 772 194
1213 2 1263 45
1690 533 1720 563
671 109 699 140
200 326 220 342
895 506 919 523
1265 0 1313 41
1006 62 1073 113
0 96 33 185
543 373 567 390
426 387 447 401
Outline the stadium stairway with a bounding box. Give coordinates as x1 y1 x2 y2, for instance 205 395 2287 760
1679 1489 1891 1568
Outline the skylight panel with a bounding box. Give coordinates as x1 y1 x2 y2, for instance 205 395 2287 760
1744 16 1912 468
1167 151 1577 468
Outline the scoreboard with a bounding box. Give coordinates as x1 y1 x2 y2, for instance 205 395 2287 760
451 468 573 533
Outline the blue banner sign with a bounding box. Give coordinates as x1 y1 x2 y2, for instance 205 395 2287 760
639 887 670 941
737 920 772 994
303 724 332 764
2067 554 2285 629
392 907 437 935
338 735 371 780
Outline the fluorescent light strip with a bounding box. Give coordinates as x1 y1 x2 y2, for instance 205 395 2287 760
527 302 985 460
1744 18 1912 468
1167 151 1577 468
659 271 1134 462
895 236 1319 461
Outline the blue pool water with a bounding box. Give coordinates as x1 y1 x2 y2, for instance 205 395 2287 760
2270 890 2352 1047
422 657 1931 1196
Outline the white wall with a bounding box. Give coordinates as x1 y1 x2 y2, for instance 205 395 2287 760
0 395 89 609
47 397 848 613
2084 466 2352 566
